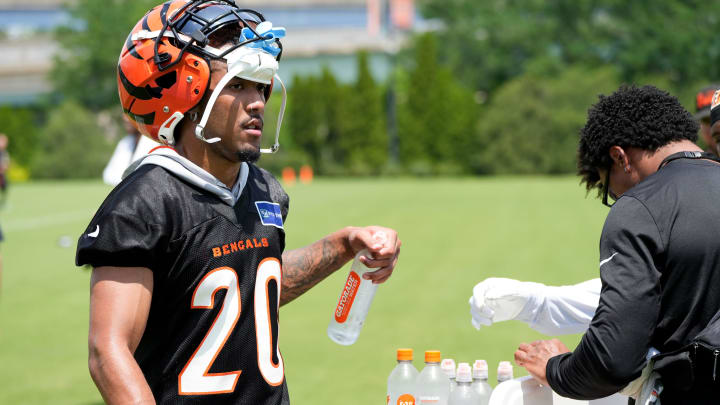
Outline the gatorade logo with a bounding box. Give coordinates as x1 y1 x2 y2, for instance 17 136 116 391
334 271 361 323
397 394 415 405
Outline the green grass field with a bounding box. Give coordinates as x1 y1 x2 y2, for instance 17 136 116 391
0 177 609 404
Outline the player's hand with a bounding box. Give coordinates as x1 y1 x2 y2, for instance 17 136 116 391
469 278 544 330
514 339 570 386
347 226 401 284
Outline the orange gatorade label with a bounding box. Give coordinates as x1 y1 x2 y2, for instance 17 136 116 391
334 271 361 323
397 394 415 405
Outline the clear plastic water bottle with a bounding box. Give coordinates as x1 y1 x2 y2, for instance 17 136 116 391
441 358 457 393
471 360 492 405
497 361 514 384
449 363 482 405
327 232 387 345
416 350 450 405
388 348 419 405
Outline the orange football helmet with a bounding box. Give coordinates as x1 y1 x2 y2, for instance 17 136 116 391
118 0 285 148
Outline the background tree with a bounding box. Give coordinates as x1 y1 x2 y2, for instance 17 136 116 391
336 51 388 175
0 106 40 169
288 74 326 170
31 101 112 179
470 66 620 174
319 67 346 173
52 0 157 111
397 33 478 174
419 0 720 94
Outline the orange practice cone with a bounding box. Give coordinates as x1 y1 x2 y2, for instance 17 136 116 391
299 165 314 184
282 167 296 186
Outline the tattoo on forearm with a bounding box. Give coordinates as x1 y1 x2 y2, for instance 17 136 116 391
281 237 351 305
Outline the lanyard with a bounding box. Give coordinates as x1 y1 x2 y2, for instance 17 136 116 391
657 151 720 171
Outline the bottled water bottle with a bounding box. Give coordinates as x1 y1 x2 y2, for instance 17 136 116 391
471 360 492 405
327 232 387 345
441 358 457 393
497 361 514 384
449 363 482 405
387 348 419 405
416 350 450 405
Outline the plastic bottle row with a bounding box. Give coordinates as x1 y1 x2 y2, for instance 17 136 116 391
387 349 514 405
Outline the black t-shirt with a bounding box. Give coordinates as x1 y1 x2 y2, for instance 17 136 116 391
547 158 720 401
77 163 290 405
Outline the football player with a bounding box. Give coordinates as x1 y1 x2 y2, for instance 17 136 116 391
75 2 401 404
102 116 159 186
694 84 720 155
0 133 8 295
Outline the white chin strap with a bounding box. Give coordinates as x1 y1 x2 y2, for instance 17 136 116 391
194 47 285 154
261 74 285 154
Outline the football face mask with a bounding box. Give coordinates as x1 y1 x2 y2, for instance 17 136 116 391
193 21 287 152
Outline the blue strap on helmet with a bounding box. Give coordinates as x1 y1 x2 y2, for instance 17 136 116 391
240 21 286 57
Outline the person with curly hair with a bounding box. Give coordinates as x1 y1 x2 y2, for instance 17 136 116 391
512 85 720 404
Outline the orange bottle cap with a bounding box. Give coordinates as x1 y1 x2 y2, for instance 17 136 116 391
425 350 441 363
397 348 413 361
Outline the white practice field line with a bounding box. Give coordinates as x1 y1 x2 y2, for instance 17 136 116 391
2 210 93 232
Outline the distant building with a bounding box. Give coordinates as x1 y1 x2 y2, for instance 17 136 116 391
0 0 421 105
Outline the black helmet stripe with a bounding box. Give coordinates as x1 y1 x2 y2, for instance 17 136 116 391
160 2 171 25
124 33 143 60
119 66 163 100
142 13 151 32
123 107 156 126
155 71 177 89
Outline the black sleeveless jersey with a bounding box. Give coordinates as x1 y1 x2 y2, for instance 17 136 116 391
77 163 290 405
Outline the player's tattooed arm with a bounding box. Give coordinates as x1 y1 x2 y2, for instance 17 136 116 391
280 226 401 305
281 228 354 305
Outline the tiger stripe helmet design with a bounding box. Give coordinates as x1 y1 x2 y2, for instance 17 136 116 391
118 0 286 148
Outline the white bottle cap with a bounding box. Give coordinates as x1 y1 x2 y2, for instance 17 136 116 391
497 361 514 381
441 358 456 378
456 362 472 383
472 359 488 379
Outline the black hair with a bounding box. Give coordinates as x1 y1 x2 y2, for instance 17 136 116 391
578 84 698 194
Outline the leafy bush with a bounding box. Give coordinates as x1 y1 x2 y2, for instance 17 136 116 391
336 51 387 175
0 106 40 167
287 53 388 175
397 33 478 174
52 0 158 111
471 66 620 175
31 101 113 179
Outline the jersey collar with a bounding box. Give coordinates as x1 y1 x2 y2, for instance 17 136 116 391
122 146 249 206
